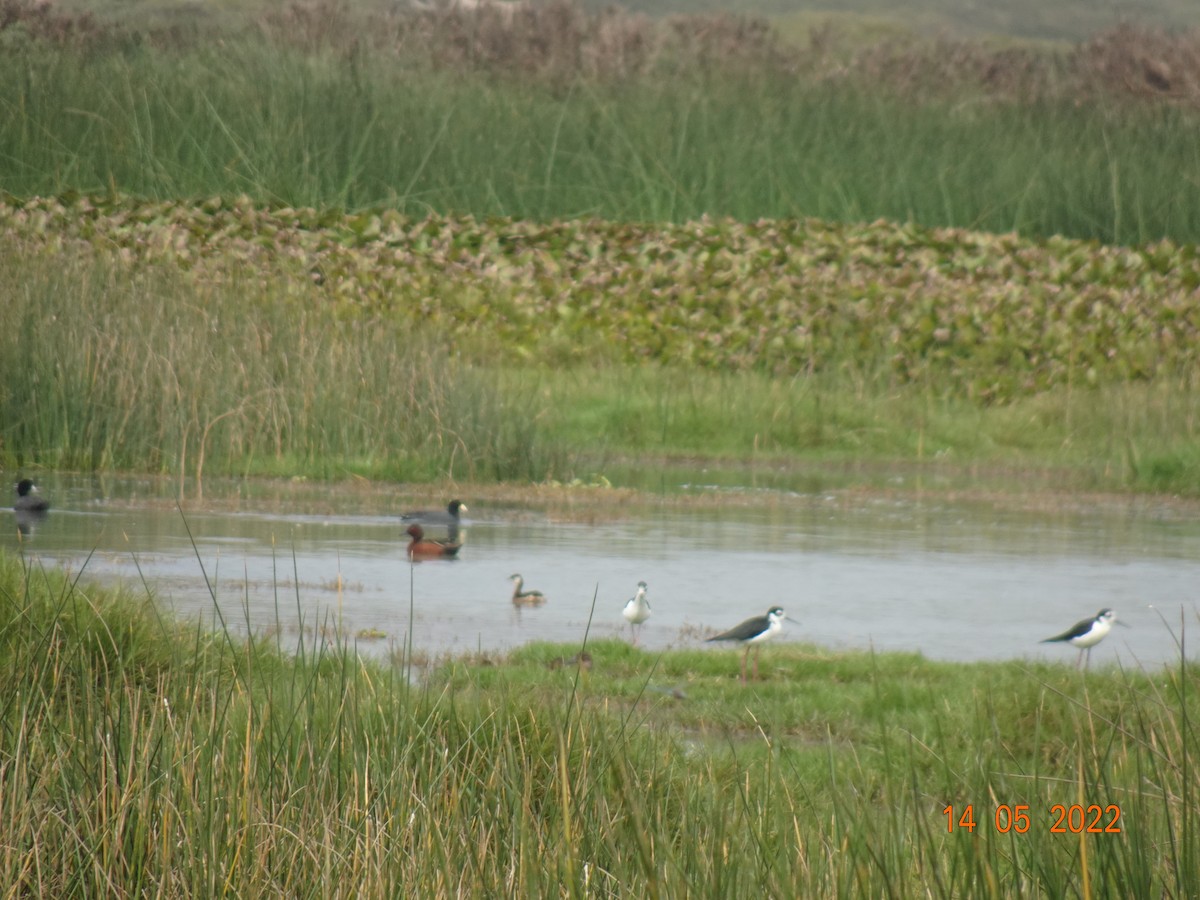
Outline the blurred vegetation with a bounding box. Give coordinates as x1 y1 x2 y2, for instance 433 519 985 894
31 0 1200 42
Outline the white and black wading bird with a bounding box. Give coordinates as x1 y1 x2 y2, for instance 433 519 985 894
1041 608 1123 669
706 606 789 683
622 581 651 644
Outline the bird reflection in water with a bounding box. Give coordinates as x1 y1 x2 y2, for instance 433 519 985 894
13 479 50 539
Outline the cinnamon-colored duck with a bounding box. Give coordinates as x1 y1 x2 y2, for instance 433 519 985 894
405 524 462 560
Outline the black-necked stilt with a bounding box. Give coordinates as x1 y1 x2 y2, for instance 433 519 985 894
706 606 789 682
14 479 49 513
401 500 468 540
1041 608 1122 669
622 580 651 644
404 524 462 560
509 574 547 607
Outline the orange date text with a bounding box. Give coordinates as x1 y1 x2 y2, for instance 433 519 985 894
942 804 1121 834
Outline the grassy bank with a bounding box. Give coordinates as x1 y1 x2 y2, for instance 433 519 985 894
548 369 1200 493
2 6 1200 244
1 549 1196 894
3 198 1199 492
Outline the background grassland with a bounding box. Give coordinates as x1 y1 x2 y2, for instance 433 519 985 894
3 4 1200 245
2 550 1198 895
618 0 1200 42
41 0 1200 44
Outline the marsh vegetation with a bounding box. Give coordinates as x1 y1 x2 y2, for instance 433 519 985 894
3 3 1200 241
3 199 1199 490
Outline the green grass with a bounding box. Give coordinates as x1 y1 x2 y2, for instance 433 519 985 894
4 207 1200 494
543 367 1200 492
3 31 1200 244
1 548 1198 895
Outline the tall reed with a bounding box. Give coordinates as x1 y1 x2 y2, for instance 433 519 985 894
0 254 563 483
2 27 1200 243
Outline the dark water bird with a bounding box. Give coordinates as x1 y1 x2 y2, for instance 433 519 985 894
622 580 651 644
404 524 462 560
509 573 547 607
401 500 468 539
1041 608 1123 669
14 479 49 513
706 606 789 683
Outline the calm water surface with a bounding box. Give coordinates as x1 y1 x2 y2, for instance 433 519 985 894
5 474 1199 668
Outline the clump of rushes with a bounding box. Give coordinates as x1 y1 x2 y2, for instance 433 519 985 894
1 548 1198 894
0 244 564 482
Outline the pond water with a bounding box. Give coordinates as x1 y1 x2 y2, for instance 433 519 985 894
4 473 1199 669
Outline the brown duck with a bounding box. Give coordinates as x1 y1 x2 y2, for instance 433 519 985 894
405 524 462 560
